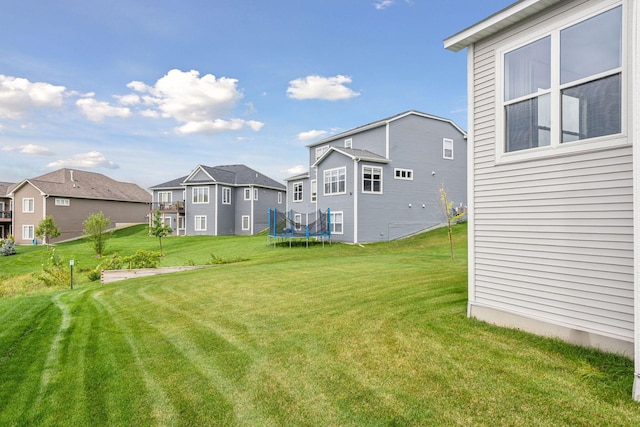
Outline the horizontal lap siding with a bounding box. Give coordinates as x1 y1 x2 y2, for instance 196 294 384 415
471 17 634 341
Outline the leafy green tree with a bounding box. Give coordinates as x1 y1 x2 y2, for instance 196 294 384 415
83 212 112 258
440 187 466 260
149 210 173 256
35 215 61 249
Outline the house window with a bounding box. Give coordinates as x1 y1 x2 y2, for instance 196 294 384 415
22 198 34 213
330 211 343 234
294 213 302 231
324 167 346 195
178 216 185 230
194 215 207 231
443 139 454 159
344 138 352 148
55 198 70 206
242 215 250 231
315 145 329 160
502 5 622 155
158 191 171 204
394 168 413 180
310 180 317 202
293 182 303 202
278 192 283 204
254 188 259 201
22 225 34 240
244 188 251 200
362 166 382 194
222 187 231 205
192 187 209 204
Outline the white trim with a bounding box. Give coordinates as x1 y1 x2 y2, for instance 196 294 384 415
443 138 454 160
394 168 414 180
361 165 383 194
244 188 251 200
221 187 231 205
194 215 207 231
192 187 209 204
330 210 344 235
323 167 347 196
22 197 34 213
242 215 250 231
467 44 477 318
344 138 352 148
54 198 70 206
632 0 640 401
292 181 303 202
353 159 358 243
22 224 34 241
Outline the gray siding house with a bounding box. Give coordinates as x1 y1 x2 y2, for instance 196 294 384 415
285 110 467 243
151 164 285 237
445 0 640 399
0 182 13 239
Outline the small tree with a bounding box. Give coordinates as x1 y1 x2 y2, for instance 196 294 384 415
149 210 173 256
35 215 61 249
440 187 465 260
83 212 112 258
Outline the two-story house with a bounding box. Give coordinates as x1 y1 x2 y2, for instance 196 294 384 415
285 110 467 244
0 182 14 239
150 164 285 236
9 168 151 244
445 0 640 400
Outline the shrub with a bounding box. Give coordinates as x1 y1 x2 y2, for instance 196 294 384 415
124 250 160 269
0 239 16 256
38 250 70 287
100 254 123 271
86 268 102 282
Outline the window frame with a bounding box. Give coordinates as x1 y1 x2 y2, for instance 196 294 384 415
495 1 627 164
315 145 330 160
443 138 454 160
55 198 70 207
278 192 283 204
293 181 303 202
22 198 34 213
242 215 250 231
222 187 231 205
394 168 413 180
310 179 317 202
244 188 251 201
192 187 209 204
362 165 383 194
330 211 343 235
194 215 207 231
323 167 347 196
22 224 34 240
157 191 172 203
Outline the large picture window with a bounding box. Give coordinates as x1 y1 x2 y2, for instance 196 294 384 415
324 167 346 195
502 5 622 154
192 187 209 204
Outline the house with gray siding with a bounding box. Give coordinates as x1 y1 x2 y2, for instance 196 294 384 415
0 182 14 239
445 0 640 399
150 164 285 237
285 110 467 243
8 169 151 244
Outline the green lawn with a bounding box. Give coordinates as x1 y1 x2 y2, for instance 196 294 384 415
1 224 638 426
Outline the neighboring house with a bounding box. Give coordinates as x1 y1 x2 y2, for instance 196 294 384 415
0 182 14 239
445 0 640 399
285 110 467 243
150 164 286 236
9 169 151 244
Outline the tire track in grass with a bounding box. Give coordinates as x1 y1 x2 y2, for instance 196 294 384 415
92 290 178 427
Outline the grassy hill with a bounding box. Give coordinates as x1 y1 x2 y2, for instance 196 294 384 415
1 223 638 426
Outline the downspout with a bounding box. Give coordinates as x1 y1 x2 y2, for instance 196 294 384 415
250 186 255 235
385 122 390 159
353 158 359 244
466 44 477 319
632 0 640 402
214 185 219 236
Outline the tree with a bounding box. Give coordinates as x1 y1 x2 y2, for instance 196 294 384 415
149 210 173 256
83 212 112 258
35 215 61 249
440 187 465 260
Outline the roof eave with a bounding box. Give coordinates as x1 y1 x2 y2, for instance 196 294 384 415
443 0 563 52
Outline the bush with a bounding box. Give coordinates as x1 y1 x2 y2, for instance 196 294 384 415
38 250 70 287
86 268 102 282
0 239 16 256
100 254 123 270
124 250 160 269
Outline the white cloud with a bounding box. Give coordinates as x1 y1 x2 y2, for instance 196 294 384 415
47 151 119 169
2 144 55 155
175 118 264 135
115 93 141 106
297 129 328 141
76 96 132 122
374 0 394 9
282 165 307 176
0 75 66 119
287 75 360 101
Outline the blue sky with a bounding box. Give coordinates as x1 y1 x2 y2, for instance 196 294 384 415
0 0 513 189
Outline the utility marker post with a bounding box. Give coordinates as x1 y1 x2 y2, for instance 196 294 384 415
69 259 74 289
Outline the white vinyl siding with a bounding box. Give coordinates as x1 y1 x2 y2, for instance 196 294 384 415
470 0 633 342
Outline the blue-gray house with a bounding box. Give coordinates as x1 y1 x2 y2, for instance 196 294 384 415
150 164 285 236
285 110 467 243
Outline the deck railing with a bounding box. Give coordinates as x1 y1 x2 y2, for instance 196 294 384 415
151 201 185 212
0 211 12 220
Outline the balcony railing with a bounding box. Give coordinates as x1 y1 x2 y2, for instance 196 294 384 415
0 211 12 220
151 201 185 212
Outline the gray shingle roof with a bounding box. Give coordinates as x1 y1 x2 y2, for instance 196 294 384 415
149 176 189 190
186 164 285 190
16 169 151 203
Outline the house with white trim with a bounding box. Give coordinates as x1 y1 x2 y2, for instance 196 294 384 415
444 0 640 399
150 164 285 236
285 110 467 243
